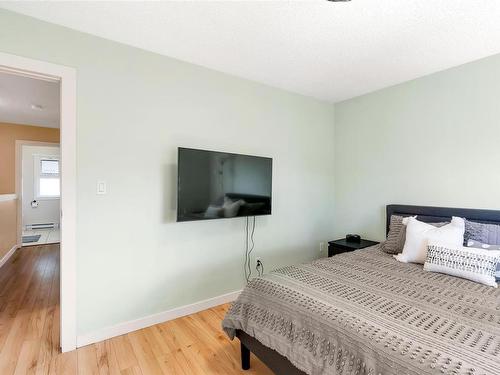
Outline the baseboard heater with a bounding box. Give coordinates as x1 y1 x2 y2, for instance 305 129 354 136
25 223 59 230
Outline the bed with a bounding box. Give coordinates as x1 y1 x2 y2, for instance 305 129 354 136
222 205 500 375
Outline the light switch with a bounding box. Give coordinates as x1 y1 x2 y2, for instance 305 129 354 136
97 181 107 195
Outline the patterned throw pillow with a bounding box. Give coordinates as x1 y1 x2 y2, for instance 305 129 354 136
464 219 500 245
381 215 409 254
381 215 447 255
424 241 500 287
466 239 500 281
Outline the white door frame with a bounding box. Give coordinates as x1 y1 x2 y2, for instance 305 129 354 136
0 52 77 352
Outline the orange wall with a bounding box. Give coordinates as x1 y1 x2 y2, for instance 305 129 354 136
0 200 17 260
0 123 60 194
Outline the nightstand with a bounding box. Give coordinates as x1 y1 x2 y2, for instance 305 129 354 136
328 239 379 257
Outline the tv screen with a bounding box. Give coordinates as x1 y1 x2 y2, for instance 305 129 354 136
177 148 272 222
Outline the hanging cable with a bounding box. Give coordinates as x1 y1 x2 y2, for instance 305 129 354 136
244 216 249 282
247 216 256 280
244 216 257 283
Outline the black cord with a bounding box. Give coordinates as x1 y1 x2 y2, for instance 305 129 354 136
247 216 256 279
244 216 249 283
244 216 257 283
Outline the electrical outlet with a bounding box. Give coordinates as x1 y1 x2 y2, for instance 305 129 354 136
255 257 264 276
319 242 326 253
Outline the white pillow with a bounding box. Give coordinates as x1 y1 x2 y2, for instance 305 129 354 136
223 199 245 218
424 241 500 287
394 216 465 264
204 205 222 218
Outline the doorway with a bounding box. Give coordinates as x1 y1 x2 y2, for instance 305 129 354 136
20 143 61 247
0 52 76 352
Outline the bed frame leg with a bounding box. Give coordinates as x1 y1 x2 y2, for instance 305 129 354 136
241 342 250 370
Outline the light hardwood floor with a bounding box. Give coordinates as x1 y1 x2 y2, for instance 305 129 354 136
0 244 273 374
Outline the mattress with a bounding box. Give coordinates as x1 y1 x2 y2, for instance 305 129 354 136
222 245 500 375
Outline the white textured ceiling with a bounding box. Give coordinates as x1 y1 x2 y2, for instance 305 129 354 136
2 1 500 102
0 71 60 128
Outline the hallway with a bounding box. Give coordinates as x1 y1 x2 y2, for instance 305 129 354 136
0 244 71 373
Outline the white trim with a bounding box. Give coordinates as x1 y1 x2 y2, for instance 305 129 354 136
0 194 17 202
59 60 77 353
76 290 241 348
0 52 78 353
0 244 19 269
0 65 60 82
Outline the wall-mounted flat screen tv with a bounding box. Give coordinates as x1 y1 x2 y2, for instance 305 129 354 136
177 148 272 222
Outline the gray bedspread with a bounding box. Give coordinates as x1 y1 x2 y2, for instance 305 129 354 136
222 245 500 375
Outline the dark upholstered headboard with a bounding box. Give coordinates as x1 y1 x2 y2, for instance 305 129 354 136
386 204 500 235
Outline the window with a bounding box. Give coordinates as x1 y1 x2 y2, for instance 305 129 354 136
35 156 60 199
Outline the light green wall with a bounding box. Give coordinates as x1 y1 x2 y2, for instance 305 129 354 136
0 10 336 335
334 53 500 241
6 7 497 339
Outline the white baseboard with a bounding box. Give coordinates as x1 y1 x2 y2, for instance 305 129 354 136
0 244 19 269
76 289 241 348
